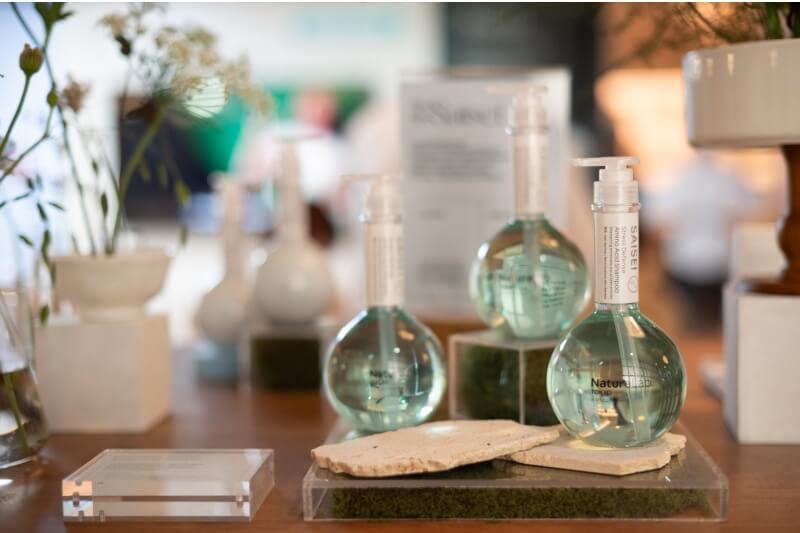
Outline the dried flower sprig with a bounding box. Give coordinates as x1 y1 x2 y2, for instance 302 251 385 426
96 3 270 253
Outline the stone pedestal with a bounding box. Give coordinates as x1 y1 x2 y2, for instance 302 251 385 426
35 314 171 432
723 285 800 443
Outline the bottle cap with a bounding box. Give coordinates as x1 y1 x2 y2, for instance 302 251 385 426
488 85 548 135
345 174 402 221
573 156 640 205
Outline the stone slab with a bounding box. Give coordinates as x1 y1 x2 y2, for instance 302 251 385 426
505 429 686 476
312 420 559 477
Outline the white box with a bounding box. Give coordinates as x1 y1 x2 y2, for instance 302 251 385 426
723 284 800 443
35 314 171 433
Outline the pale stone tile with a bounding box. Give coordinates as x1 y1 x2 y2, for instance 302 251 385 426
312 420 560 477
505 429 687 476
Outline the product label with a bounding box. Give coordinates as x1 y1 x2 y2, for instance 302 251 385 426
594 212 639 304
366 223 404 307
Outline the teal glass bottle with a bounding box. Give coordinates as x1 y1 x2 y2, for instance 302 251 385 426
469 88 589 339
547 157 686 448
323 175 445 432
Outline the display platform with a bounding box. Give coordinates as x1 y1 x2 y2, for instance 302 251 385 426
63 449 274 522
303 421 727 521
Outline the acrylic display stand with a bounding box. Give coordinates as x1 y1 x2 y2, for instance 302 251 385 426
35 314 171 432
63 449 274 522
193 339 240 383
244 319 337 391
303 420 727 521
448 329 559 426
723 284 800 443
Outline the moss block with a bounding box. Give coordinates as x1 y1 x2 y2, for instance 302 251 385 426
250 336 321 390
331 485 709 519
458 344 558 425
328 460 711 520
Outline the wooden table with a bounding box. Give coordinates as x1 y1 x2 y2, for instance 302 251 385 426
2 335 800 533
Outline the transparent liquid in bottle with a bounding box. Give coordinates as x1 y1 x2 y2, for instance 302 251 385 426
323 307 446 433
547 304 686 447
470 217 590 340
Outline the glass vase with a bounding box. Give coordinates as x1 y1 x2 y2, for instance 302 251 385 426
0 288 48 468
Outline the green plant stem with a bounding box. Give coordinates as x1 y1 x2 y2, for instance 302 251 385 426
108 105 168 254
0 75 31 159
60 110 99 256
1 370 31 458
0 106 55 185
11 3 98 256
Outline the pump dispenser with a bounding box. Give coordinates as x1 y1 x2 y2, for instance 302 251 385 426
254 139 333 324
469 86 590 339
547 156 686 448
323 174 445 432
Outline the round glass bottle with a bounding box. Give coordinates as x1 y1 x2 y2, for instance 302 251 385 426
469 87 589 339
547 157 686 447
323 175 445 432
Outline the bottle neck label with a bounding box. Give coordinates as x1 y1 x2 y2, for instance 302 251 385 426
366 221 404 307
594 211 639 304
512 133 548 217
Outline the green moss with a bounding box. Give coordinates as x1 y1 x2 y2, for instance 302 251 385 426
523 347 559 426
458 344 558 425
458 345 520 420
331 485 709 520
250 336 321 390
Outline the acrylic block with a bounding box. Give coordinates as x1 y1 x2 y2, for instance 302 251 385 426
448 329 559 426
63 449 274 522
245 320 337 391
35 314 170 433
302 421 727 521
723 284 800 443
193 339 239 383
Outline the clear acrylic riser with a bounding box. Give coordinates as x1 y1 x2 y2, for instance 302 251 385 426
63 449 274 522
243 319 338 391
448 329 559 426
303 420 727 521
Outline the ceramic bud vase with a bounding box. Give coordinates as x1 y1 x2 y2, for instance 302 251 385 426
0 288 48 468
34 249 173 433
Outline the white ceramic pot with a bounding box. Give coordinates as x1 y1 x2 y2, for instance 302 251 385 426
54 249 171 322
683 38 800 148
254 241 333 324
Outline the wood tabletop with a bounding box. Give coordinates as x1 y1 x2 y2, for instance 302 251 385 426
2 334 800 533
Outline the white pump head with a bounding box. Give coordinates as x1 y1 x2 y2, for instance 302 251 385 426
345 174 402 222
488 85 548 134
574 156 640 206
